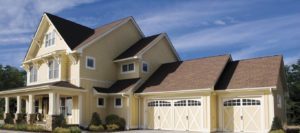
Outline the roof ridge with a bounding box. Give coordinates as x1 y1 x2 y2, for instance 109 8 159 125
234 55 283 62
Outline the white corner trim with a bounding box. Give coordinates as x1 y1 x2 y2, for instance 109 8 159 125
85 56 96 70
75 18 131 52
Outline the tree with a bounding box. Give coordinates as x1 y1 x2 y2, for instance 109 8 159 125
0 65 26 118
286 60 300 125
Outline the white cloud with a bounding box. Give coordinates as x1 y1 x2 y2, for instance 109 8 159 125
214 20 226 25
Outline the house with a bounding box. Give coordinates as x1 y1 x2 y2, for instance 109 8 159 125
0 13 287 132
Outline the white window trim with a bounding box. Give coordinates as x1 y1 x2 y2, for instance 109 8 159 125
114 97 123 108
97 97 106 108
48 59 60 80
29 66 38 83
121 62 135 74
142 61 149 73
86 56 96 70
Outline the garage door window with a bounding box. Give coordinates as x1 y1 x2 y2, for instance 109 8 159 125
188 100 201 106
242 99 260 106
224 99 241 106
174 100 186 106
148 101 159 107
159 101 171 107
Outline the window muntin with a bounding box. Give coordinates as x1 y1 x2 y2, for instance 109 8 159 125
29 66 38 83
121 63 134 73
242 99 260 106
97 98 105 107
115 98 122 108
45 30 55 47
86 56 95 69
224 99 241 106
224 99 260 106
48 60 59 79
159 101 171 107
60 97 72 116
142 62 149 72
148 101 159 107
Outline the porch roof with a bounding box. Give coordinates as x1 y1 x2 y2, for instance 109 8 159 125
94 78 140 94
0 81 83 92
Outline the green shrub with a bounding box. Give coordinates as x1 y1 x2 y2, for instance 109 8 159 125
89 112 102 126
25 124 45 132
55 114 67 128
105 114 126 130
88 124 105 131
16 113 26 124
2 124 14 130
269 129 285 133
37 113 44 121
271 117 283 131
0 124 45 132
69 126 81 133
0 113 4 120
53 127 70 133
106 124 119 131
4 113 14 124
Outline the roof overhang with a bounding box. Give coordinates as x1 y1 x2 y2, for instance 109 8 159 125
215 86 276 93
135 88 212 96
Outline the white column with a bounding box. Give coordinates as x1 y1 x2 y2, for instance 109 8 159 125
56 93 60 114
38 97 42 113
48 92 56 115
25 98 29 113
16 96 21 114
28 94 35 114
78 95 82 125
5 97 9 113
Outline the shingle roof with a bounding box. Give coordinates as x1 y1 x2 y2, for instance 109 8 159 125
45 13 131 50
136 55 230 93
46 13 94 49
215 55 283 90
0 81 83 91
114 34 160 60
94 78 140 93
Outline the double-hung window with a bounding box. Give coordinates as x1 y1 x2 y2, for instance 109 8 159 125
45 30 55 47
48 60 59 79
29 66 38 83
97 97 105 108
121 63 134 73
142 62 149 73
114 98 122 108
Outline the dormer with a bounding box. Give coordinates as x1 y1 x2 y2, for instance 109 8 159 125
114 33 180 80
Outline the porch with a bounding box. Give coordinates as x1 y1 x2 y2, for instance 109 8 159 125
0 81 85 130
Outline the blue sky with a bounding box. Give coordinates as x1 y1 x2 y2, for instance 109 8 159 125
0 0 299 67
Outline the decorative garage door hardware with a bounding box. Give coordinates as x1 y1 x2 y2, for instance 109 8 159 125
222 97 262 132
147 99 203 131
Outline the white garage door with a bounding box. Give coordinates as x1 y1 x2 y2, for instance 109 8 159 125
147 98 203 131
222 97 263 132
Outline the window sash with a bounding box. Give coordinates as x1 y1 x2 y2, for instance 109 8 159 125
49 60 59 79
29 66 38 83
115 98 122 107
87 58 94 68
45 31 55 47
122 63 134 72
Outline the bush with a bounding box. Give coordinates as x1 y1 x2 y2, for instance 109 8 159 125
105 114 126 130
16 113 26 124
106 124 119 131
269 129 285 133
53 127 81 133
55 114 67 128
271 117 283 131
37 113 44 121
0 124 45 132
4 113 14 124
88 124 105 131
89 112 101 126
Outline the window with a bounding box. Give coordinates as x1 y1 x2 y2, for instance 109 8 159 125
97 97 105 108
159 101 171 107
188 100 201 106
86 56 95 70
121 63 134 73
60 97 72 116
34 99 39 113
242 99 261 106
29 66 38 83
174 100 186 106
148 101 159 107
224 99 241 106
45 30 55 47
115 98 122 108
142 62 149 72
48 60 59 79
277 95 282 108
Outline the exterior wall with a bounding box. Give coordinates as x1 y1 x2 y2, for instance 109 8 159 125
80 21 142 84
140 37 178 80
106 96 129 127
210 94 217 131
273 69 287 125
35 25 69 57
130 95 139 128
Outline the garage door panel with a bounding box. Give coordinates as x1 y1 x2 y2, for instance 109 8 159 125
188 99 202 131
222 97 263 132
159 100 174 130
147 101 160 129
174 100 188 131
